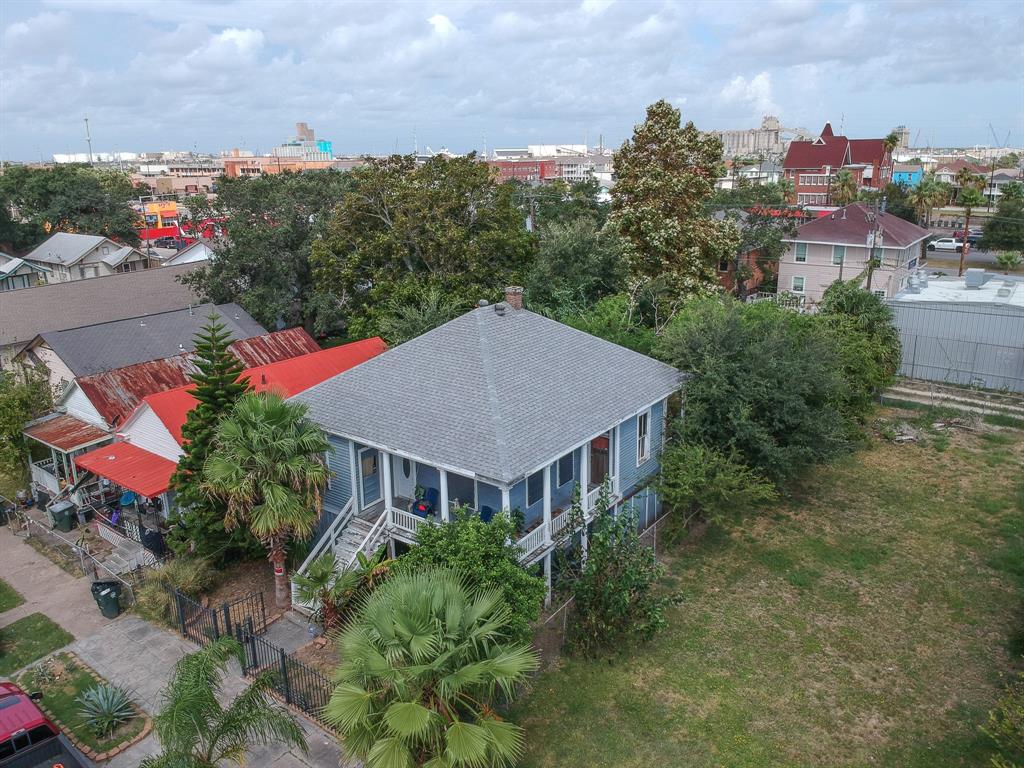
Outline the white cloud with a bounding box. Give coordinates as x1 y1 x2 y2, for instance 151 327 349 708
720 72 777 115
428 14 457 40
581 0 614 15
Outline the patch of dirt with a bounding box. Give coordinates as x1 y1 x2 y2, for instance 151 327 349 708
292 638 338 677
204 559 276 610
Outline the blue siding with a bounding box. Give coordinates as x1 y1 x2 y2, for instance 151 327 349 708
324 434 353 513
623 486 660 530
550 447 580 511
618 399 665 497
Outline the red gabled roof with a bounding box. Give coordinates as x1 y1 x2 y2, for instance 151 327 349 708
74 442 176 497
791 202 930 247
783 123 850 170
849 138 887 166
140 337 387 445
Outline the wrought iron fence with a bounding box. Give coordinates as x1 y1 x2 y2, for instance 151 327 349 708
235 628 335 728
170 588 268 646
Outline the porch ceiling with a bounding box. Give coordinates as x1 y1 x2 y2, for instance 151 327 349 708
23 413 110 452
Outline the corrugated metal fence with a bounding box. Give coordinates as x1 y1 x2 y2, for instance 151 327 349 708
886 300 1024 393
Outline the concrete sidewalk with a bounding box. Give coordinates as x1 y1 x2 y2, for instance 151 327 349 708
0 524 109 635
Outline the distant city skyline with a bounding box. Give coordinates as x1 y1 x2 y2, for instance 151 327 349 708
1 0 1021 161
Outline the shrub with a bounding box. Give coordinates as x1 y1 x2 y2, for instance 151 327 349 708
135 556 215 626
568 484 677 656
656 298 850 487
985 671 1024 768
291 547 392 632
656 440 778 533
397 507 545 643
77 684 135 738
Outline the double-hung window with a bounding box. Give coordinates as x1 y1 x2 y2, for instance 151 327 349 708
792 276 806 293
636 411 651 465
832 245 845 266
795 243 807 263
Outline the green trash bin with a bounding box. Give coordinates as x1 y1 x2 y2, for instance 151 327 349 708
91 581 122 619
50 500 76 533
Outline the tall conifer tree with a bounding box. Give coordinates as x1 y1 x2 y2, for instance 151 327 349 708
168 314 258 562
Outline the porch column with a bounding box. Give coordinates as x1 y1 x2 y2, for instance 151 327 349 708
381 452 393 511
579 443 590 516
543 552 552 608
543 463 552 544
348 442 358 508
439 468 449 522
612 425 621 496
500 485 510 512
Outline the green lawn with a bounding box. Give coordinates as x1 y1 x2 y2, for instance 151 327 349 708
0 578 24 613
0 613 74 676
513 418 1024 768
17 653 146 753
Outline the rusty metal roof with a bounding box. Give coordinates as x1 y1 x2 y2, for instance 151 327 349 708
23 413 110 452
230 327 319 367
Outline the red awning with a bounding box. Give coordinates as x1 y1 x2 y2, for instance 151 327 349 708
74 442 176 498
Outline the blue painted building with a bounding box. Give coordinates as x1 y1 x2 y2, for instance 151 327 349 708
293 288 685 599
892 163 924 187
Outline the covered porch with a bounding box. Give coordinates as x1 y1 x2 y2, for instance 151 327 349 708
23 413 113 504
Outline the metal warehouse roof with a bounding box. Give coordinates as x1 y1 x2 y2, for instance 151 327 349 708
294 306 684 484
75 442 176 498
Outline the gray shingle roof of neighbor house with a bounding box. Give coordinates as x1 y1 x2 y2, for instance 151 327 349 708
29 302 266 377
0 263 204 351
23 232 111 265
294 304 685 485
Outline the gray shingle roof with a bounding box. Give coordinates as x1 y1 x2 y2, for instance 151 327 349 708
294 306 684 484
31 303 266 376
24 233 109 265
0 264 204 351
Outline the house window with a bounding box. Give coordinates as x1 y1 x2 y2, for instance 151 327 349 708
792 276 806 293
557 453 574 487
718 258 730 272
795 243 807 263
527 470 543 507
101 246 109 255
873 290 886 298
832 245 845 266
636 410 651 465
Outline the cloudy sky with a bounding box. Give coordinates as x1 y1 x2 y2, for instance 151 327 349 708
1 0 1021 161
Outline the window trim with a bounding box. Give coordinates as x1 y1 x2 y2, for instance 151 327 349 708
794 242 807 263
636 410 651 466
792 276 806 293
526 470 543 507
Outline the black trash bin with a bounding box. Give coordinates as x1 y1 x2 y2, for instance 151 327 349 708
91 581 122 619
50 500 76 532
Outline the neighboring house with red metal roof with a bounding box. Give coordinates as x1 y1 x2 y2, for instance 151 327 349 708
69 338 386 514
782 123 893 207
777 202 930 302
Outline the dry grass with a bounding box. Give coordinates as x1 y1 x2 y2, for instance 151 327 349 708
512 413 1024 768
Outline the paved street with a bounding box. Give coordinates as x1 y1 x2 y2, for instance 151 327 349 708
1 525 346 767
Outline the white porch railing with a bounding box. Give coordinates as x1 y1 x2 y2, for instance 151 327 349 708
31 460 61 495
390 507 426 537
517 523 548 558
550 508 572 539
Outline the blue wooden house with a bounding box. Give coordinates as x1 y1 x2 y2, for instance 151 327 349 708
291 288 685 599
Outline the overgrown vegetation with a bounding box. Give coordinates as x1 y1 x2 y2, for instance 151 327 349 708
985 671 1024 768
0 365 54 490
135 556 215 626
292 546 392 633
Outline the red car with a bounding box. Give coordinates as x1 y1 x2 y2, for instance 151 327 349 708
0 682 90 768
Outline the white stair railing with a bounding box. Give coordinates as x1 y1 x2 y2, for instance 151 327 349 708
346 508 389 568
291 497 355 610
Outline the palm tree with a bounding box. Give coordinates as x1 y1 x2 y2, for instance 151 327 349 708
955 166 983 202
325 568 539 768
292 546 392 633
830 169 858 206
995 251 1022 274
140 638 307 768
957 187 987 276
204 392 329 608
379 287 462 345
883 131 900 155
907 181 935 226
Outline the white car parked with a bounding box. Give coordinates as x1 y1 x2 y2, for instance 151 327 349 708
926 237 964 253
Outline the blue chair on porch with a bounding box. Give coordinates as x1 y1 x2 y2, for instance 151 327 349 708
411 487 440 519
479 505 495 523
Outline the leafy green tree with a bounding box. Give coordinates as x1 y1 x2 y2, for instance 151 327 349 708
656 440 777 533
830 169 858 206
612 99 739 301
529 177 610 230
168 315 259 564
560 293 656 355
995 251 1023 274
181 170 352 333
524 218 627 314
377 286 465 345
984 185 1024 251
325 567 539 768
656 298 850 487
985 669 1024 768
292 547 392 633
0 164 140 248
204 392 329 608
0 366 53 490
880 182 918 223
397 507 545 643
567 483 673 656
312 154 534 339
140 637 307 768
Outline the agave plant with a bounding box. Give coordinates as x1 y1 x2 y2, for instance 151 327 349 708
77 684 135 738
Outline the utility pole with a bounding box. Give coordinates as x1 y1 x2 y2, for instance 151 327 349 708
866 198 883 292
84 117 94 165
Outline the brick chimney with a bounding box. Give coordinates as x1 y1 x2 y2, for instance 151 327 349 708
504 286 524 310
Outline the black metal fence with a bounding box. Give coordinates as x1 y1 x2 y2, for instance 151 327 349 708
235 628 335 728
171 588 268 645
